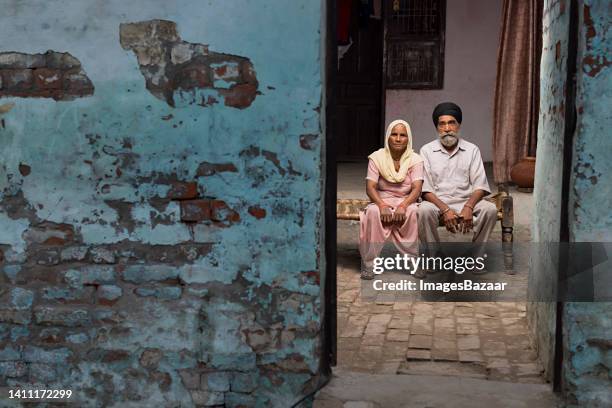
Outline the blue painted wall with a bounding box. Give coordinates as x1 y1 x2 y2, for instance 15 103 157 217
564 0 611 406
530 0 611 405
0 1 326 406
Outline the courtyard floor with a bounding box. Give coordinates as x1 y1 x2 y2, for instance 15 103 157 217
312 163 557 407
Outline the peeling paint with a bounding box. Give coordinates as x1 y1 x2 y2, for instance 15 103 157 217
120 19 259 109
0 0 324 406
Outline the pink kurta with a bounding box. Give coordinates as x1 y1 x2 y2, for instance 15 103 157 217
359 160 424 268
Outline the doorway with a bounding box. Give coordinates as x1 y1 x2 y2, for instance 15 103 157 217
335 0 384 161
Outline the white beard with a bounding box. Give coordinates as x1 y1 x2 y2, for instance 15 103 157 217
440 133 459 148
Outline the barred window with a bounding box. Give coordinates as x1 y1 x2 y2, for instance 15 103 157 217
384 0 446 89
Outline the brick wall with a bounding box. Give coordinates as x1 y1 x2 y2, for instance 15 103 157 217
0 1 325 406
0 51 93 100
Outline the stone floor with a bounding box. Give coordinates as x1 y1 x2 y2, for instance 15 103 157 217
312 163 555 407
336 254 544 383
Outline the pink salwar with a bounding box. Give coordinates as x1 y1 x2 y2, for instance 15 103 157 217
359 160 424 268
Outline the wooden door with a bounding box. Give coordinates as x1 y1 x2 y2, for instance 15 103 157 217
336 0 383 161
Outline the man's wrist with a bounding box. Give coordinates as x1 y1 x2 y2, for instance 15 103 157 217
440 206 451 215
464 203 474 210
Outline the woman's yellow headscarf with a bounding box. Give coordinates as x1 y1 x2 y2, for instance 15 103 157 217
368 119 423 183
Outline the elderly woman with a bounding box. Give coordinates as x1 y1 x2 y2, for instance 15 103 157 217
359 119 424 279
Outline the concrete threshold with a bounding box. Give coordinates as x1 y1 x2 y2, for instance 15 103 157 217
314 369 559 408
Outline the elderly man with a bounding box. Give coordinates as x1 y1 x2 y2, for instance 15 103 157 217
418 102 497 263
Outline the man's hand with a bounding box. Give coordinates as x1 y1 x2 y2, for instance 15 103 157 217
378 204 393 224
392 204 407 225
443 209 459 233
459 206 474 233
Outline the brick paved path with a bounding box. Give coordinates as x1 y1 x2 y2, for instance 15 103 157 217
336 254 545 383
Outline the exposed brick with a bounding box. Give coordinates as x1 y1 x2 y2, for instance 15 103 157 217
202 372 230 392
209 353 256 371
24 222 75 245
0 52 46 68
101 349 130 363
248 206 266 219
45 51 81 69
221 83 258 109
34 249 61 265
211 200 240 223
10 287 34 310
60 246 89 261
119 20 258 109
34 307 91 327
225 392 256 408
122 264 179 283
191 390 224 406
18 163 31 176
66 265 116 285
38 327 64 344
175 62 212 89
0 309 32 324
33 68 63 90
180 199 211 222
299 134 319 150
166 181 198 200
90 247 116 264
231 372 257 393
179 369 201 389
195 161 238 177
2 69 33 91
134 286 182 300
150 370 172 391
170 43 194 65
139 348 163 369
212 61 241 84
97 285 123 304
42 286 95 302
63 71 94 97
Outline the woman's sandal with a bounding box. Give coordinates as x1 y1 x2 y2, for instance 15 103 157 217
360 268 375 280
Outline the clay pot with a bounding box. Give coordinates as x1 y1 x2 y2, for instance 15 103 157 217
510 156 536 188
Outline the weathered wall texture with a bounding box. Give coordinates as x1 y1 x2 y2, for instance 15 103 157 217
530 0 611 405
528 0 569 383
563 0 611 406
384 0 503 161
0 1 325 407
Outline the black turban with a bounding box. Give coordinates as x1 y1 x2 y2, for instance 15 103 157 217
432 102 462 126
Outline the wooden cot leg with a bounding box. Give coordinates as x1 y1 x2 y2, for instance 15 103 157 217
501 195 514 274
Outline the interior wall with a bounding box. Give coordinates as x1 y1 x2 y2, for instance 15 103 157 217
384 0 502 161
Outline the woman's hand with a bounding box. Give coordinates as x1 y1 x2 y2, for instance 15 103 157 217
377 203 393 224
392 204 407 224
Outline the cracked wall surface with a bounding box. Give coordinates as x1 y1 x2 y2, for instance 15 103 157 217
0 1 324 407
120 19 259 109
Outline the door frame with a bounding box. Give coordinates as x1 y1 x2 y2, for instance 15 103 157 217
323 0 338 372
